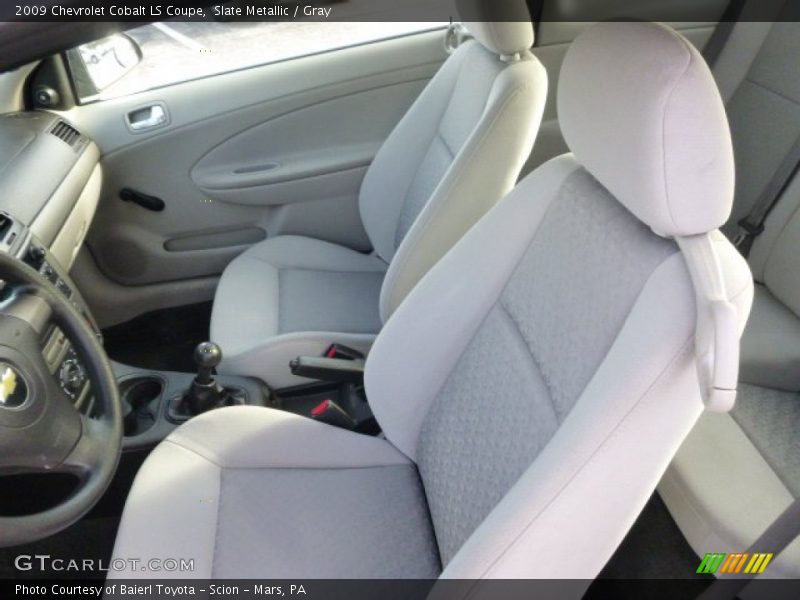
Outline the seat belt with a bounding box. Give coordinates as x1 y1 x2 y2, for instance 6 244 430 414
702 0 748 67
697 497 800 600
733 134 800 257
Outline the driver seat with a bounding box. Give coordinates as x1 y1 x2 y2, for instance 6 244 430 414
110 22 753 581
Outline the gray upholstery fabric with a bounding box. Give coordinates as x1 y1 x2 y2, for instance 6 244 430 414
214 465 440 578
417 169 676 565
732 384 800 498
212 26 546 385
111 407 441 579
720 21 800 235
759 192 800 319
499 171 677 416
210 235 386 388
739 284 800 391
394 132 454 248
278 269 383 335
392 45 503 247
212 235 386 356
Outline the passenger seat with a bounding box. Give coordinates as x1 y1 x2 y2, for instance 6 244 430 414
660 19 800 578
210 0 547 388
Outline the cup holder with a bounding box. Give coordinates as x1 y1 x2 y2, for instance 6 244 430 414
119 376 165 437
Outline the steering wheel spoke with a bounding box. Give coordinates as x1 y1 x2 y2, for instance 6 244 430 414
56 415 111 480
0 284 54 336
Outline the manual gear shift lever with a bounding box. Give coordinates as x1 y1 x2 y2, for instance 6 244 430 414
184 341 230 415
194 341 222 385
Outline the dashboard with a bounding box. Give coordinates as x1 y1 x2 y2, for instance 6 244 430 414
0 110 102 413
0 111 101 272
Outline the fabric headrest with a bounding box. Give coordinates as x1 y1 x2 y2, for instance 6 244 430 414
456 0 534 56
558 22 734 237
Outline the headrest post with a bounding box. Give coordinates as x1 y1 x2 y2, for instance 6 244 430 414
455 0 534 56
500 52 522 63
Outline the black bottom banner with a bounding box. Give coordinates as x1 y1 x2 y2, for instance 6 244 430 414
4 579 800 600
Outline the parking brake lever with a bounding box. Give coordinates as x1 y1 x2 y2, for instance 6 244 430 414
289 356 365 384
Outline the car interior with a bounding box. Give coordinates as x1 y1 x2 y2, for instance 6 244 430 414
0 0 797 593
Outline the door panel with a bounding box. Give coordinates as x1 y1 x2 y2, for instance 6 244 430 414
190 80 427 204
64 29 447 291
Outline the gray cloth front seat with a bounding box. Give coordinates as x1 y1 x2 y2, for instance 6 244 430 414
111 22 752 582
210 1 548 389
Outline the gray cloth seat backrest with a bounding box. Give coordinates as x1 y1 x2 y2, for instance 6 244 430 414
732 146 800 499
712 13 800 386
360 2 546 321
365 21 752 578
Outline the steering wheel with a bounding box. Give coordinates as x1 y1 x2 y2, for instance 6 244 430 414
0 252 122 547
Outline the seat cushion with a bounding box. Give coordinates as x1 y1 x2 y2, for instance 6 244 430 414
739 284 800 391
732 384 800 498
211 235 387 387
110 407 441 579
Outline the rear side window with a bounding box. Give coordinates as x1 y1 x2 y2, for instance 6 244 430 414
66 21 446 103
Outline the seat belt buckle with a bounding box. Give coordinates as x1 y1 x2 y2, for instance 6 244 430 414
737 217 765 237
310 399 357 430
323 343 364 361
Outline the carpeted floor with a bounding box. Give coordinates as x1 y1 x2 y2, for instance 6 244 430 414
103 302 213 373
586 493 713 598
0 516 119 579
0 451 148 580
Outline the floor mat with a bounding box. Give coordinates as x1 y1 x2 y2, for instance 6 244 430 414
0 516 119 580
103 302 212 373
0 452 148 580
586 493 713 597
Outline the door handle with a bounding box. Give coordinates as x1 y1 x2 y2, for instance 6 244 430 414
126 102 168 132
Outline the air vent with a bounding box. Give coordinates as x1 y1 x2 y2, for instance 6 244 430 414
0 214 11 240
49 119 82 149
0 212 19 252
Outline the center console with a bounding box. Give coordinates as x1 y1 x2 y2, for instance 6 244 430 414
115 359 275 450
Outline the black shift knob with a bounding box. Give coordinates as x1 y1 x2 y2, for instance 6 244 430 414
194 342 222 384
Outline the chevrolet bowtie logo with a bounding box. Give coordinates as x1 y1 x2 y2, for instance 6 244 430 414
0 364 27 409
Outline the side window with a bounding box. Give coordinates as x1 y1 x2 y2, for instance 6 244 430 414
66 21 446 103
